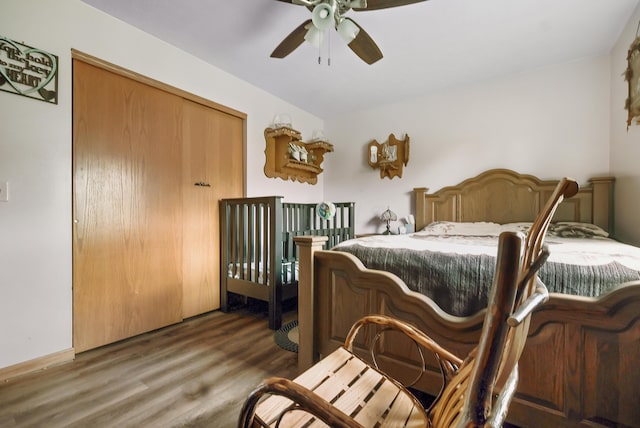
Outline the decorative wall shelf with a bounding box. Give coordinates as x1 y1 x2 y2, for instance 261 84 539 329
264 127 334 184
367 133 410 179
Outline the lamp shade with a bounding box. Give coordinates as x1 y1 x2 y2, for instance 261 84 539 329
337 18 360 44
380 207 397 222
304 24 324 48
311 2 336 31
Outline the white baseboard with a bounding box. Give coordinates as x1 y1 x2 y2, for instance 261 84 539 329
0 348 75 382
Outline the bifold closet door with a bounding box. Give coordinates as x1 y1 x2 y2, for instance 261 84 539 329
182 99 243 318
73 60 183 353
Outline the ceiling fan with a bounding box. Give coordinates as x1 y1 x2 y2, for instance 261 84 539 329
271 0 427 65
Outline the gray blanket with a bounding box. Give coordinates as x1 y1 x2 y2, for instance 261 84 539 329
336 244 640 317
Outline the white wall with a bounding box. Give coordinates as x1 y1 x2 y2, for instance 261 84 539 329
0 0 324 370
610 3 640 246
324 56 612 234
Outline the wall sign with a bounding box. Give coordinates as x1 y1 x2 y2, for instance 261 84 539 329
0 35 58 104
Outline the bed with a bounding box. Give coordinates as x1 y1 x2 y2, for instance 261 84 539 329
219 196 354 330
294 169 640 427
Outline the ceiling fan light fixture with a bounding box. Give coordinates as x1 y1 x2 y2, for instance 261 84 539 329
304 24 324 48
311 2 336 31
337 18 360 43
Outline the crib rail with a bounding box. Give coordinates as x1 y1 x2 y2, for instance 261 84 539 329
281 201 355 262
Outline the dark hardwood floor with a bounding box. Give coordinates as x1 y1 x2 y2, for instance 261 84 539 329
0 307 299 428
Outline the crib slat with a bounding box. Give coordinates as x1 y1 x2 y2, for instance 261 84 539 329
262 205 267 283
231 204 239 279
255 203 261 285
219 200 230 312
270 198 283 329
248 203 255 283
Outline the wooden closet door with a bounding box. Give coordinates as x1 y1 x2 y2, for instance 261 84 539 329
182 100 243 318
73 60 183 352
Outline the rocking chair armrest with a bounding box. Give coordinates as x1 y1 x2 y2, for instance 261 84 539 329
238 377 362 428
344 315 464 367
508 278 549 327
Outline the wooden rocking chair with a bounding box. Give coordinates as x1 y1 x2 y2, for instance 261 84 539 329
238 178 579 427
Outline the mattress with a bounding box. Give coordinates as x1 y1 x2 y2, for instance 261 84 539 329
227 261 298 285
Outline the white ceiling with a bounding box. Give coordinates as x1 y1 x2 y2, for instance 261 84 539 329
79 0 639 119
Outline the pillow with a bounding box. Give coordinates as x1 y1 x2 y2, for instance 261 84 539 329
419 221 502 236
548 222 609 238
500 222 533 234
501 222 609 238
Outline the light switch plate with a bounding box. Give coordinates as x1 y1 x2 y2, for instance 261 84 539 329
0 181 8 202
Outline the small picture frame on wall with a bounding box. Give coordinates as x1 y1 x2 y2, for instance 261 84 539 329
625 33 640 129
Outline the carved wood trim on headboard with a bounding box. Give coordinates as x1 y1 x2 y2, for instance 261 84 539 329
413 169 615 234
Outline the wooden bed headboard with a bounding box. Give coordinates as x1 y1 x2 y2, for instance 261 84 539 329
413 168 615 234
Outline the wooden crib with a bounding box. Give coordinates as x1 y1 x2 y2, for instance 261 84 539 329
219 196 355 329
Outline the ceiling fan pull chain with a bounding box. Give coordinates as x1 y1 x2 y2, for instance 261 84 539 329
328 28 331 66
318 29 322 64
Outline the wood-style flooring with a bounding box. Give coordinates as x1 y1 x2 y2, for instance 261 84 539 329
0 308 299 428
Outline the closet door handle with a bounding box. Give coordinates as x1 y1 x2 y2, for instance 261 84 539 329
194 182 211 187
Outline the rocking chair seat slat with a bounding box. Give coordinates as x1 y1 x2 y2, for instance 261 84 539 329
255 347 428 427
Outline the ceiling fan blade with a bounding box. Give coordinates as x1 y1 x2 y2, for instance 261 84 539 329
271 19 313 59
273 0 316 10
346 21 383 65
353 0 428 11
273 0 309 4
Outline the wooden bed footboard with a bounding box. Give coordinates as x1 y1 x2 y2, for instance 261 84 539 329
295 237 640 427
